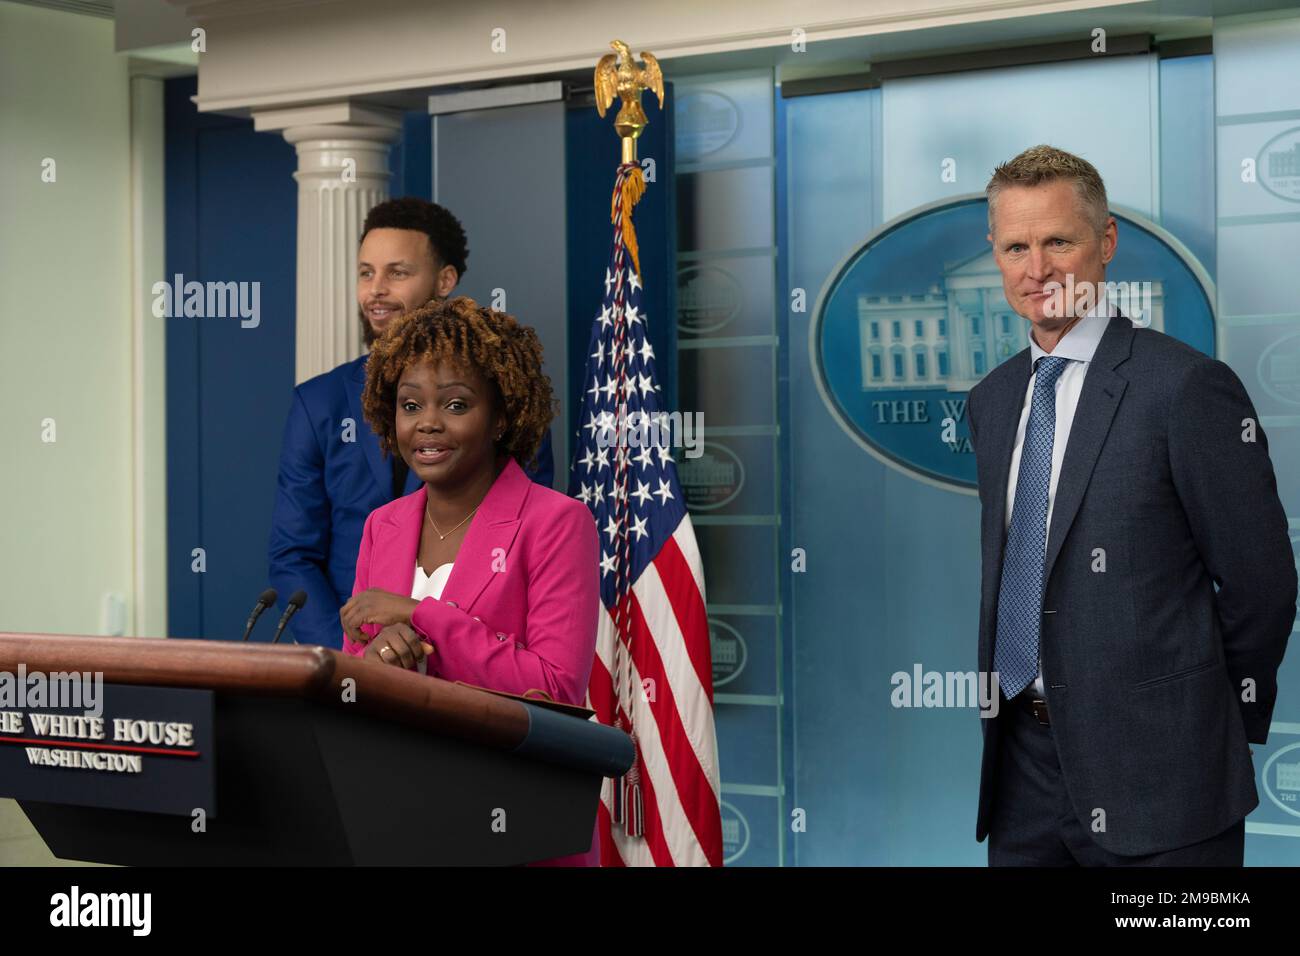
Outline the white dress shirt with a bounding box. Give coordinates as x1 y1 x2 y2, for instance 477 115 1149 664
1004 302 1115 696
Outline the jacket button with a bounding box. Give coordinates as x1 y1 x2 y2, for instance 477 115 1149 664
446 600 458 608
472 616 481 623
495 631 507 641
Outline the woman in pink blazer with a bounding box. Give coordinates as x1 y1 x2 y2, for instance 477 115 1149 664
337 296 600 866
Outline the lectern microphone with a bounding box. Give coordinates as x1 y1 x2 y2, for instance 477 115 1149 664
240 588 278 642
270 590 307 644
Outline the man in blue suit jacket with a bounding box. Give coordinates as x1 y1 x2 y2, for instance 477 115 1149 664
968 146 1294 865
268 198 553 648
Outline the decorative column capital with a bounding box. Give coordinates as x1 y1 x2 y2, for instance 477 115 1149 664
281 123 401 186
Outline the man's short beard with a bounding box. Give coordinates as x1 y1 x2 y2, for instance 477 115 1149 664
360 307 380 349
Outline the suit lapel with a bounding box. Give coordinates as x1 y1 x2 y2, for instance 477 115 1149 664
370 460 531 610
344 355 392 497
983 351 1031 555
979 350 1032 670
371 487 425 595
1041 314 1134 585
439 459 529 613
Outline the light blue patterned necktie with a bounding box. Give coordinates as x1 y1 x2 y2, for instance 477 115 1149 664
995 355 1070 699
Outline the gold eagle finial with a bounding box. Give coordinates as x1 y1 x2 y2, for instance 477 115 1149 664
594 39 664 163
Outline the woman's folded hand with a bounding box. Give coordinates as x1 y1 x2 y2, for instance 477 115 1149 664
364 622 434 670
340 587 420 644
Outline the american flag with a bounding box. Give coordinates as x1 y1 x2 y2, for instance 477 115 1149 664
569 162 723 866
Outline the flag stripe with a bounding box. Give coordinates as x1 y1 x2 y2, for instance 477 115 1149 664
623 589 723 865
586 620 617 725
652 532 716 708
590 613 683 866
635 551 721 801
671 520 707 600
604 737 676 867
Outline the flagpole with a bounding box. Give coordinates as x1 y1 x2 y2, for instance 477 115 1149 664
574 43 723 863
593 39 664 839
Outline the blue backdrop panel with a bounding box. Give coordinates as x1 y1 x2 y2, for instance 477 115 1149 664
164 76 298 641
778 52 1248 865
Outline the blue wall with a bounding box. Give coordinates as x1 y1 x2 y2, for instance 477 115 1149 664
164 76 298 641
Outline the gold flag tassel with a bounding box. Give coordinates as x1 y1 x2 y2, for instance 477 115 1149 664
611 164 647 281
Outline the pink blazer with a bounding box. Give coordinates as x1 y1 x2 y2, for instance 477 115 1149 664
343 457 601 865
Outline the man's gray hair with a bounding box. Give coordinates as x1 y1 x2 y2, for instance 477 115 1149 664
986 144 1110 235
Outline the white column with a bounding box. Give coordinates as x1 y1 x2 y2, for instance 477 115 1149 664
250 102 403 382
282 123 400 383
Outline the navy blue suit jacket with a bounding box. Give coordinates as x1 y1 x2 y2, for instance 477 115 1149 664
968 315 1295 856
267 353 554 648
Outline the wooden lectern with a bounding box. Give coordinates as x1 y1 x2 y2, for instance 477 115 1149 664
0 633 633 866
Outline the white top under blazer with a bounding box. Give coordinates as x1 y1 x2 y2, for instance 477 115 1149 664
407 562 452 674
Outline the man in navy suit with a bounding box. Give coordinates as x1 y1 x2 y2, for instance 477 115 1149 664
268 197 553 648
967 145 1294 865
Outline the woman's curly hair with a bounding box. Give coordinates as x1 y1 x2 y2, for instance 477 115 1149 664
361 296 555 472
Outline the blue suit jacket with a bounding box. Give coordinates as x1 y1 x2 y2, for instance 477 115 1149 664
968 315 1295 856
267 353 554 648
